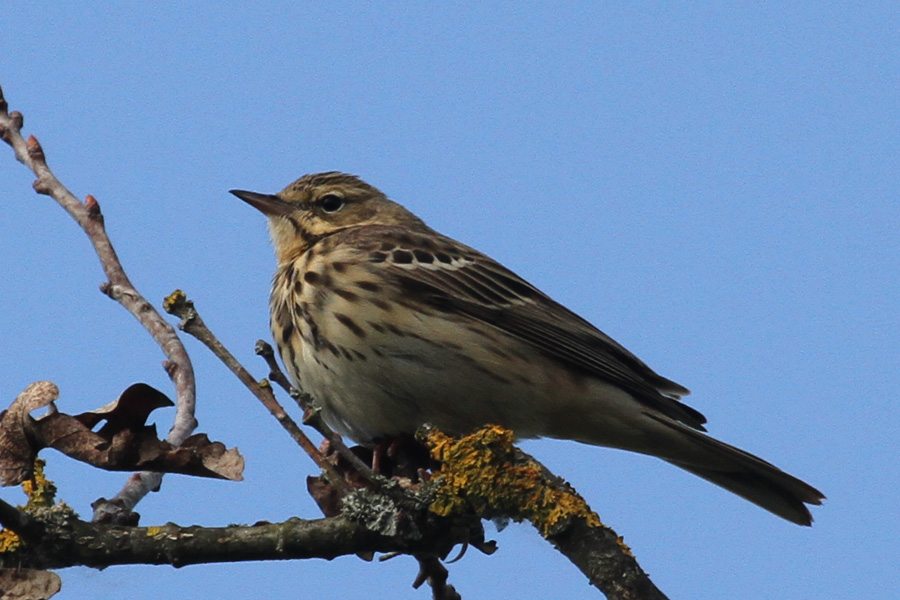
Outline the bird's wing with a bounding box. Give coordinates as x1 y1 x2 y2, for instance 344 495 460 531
352 226 707 430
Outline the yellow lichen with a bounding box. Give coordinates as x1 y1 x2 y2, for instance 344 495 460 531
22 458 57 509
162 289 187 312
146 526 162 537
0 528 21 553
0 458 60 553
424 426 602 538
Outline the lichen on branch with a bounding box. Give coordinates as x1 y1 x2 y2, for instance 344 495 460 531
424 425 602 538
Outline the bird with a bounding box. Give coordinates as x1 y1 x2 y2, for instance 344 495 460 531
230 171 824 525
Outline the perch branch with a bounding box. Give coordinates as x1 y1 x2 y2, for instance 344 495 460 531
424 426 669 600
0 513 456 571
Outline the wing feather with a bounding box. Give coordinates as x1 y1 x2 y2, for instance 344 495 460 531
343 225 707 430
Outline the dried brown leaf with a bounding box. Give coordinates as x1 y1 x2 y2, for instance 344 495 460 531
0 382 243 484
0 568 61 600
180 434 245 481
307 475 342 517
74 383 173 436
0 382 58 485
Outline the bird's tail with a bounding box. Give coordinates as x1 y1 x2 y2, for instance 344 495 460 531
642 413 825 525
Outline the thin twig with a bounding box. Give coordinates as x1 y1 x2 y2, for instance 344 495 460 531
163 291 351 495
255 340 376 481
0 84 197 522
413 555 462 600
254 341 297 395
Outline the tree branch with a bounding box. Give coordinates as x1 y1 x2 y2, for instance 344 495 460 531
0 84 198 522
2 425 668 599
254 340 377 481
0 498 42 543
423 426 669 600
0 512 456 571
162 291 352 496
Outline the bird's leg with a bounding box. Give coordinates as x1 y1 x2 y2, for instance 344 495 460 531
371 440 390 474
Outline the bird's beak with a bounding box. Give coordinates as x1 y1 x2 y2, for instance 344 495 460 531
229 189 295 217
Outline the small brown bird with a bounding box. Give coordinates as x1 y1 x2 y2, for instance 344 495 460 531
231 172 824 525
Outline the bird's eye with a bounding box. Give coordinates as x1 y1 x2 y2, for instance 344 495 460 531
319 194 344 213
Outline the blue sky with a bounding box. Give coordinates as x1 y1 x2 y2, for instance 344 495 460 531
1 3 897 599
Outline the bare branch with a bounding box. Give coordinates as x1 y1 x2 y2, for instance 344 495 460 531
0 509 468 572
255 340 376 481
163 291 353 496
413 555 461 600
0 84 198 521
0 498 42 543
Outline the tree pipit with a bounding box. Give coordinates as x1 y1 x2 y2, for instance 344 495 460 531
231 172 824 525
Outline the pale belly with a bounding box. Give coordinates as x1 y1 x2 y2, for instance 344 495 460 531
276 299 561 444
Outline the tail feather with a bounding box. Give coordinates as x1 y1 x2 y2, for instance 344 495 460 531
645 413 824 525
667 461 822 525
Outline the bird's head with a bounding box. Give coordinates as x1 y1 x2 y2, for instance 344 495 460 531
231 171 427 264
